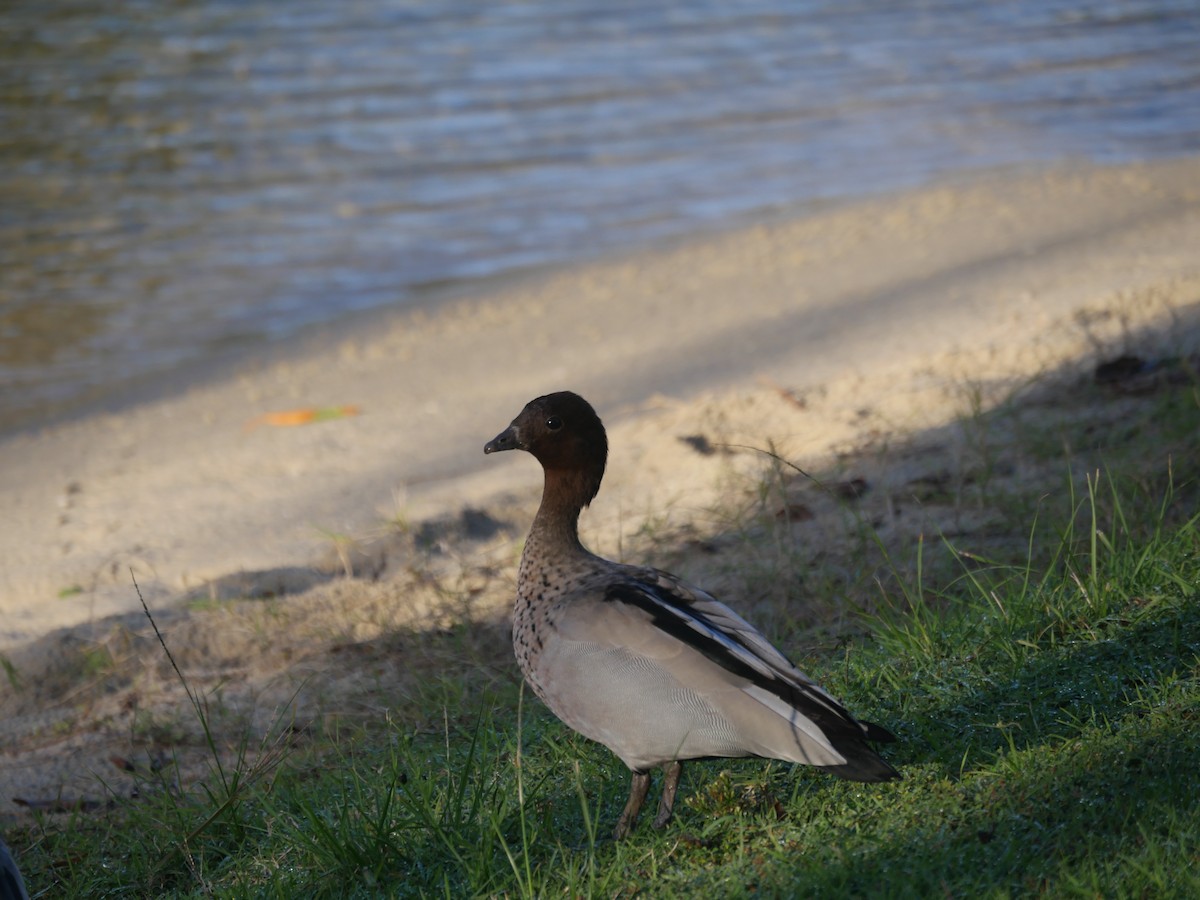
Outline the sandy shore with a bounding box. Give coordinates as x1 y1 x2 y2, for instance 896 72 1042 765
2 157 1199 814
2 157 1199 649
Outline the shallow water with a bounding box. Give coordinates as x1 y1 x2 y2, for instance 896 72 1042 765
2 0 1198 431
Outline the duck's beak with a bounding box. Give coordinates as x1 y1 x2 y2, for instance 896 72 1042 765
484 424 521 454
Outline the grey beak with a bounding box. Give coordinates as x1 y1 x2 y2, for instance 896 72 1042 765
484 424 521 454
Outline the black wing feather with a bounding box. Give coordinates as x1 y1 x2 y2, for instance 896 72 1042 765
604 581 894 747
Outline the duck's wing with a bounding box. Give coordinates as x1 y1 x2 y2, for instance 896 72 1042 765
609 569 896 747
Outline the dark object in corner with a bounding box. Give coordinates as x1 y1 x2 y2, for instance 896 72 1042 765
0 836 30 900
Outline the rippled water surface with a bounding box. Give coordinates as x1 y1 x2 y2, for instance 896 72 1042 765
2 1 1198 430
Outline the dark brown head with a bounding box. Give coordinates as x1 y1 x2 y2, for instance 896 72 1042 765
484 391 608 507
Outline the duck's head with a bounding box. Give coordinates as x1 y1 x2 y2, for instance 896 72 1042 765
485 391 608 507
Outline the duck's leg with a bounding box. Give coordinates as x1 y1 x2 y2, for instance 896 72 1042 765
614 770 651 840
653 761 682 829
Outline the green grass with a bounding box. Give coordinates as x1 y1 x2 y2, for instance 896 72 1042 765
14 483 1199 896
8 376 1200 897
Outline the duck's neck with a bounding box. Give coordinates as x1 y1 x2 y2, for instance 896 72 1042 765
526 467 597 558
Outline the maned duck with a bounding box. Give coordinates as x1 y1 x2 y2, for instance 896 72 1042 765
484 391 899 839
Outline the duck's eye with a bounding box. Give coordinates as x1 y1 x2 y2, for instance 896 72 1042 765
546 415 563 431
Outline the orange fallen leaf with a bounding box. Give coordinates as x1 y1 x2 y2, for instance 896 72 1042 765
244 404 361 431
757 375 807 411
